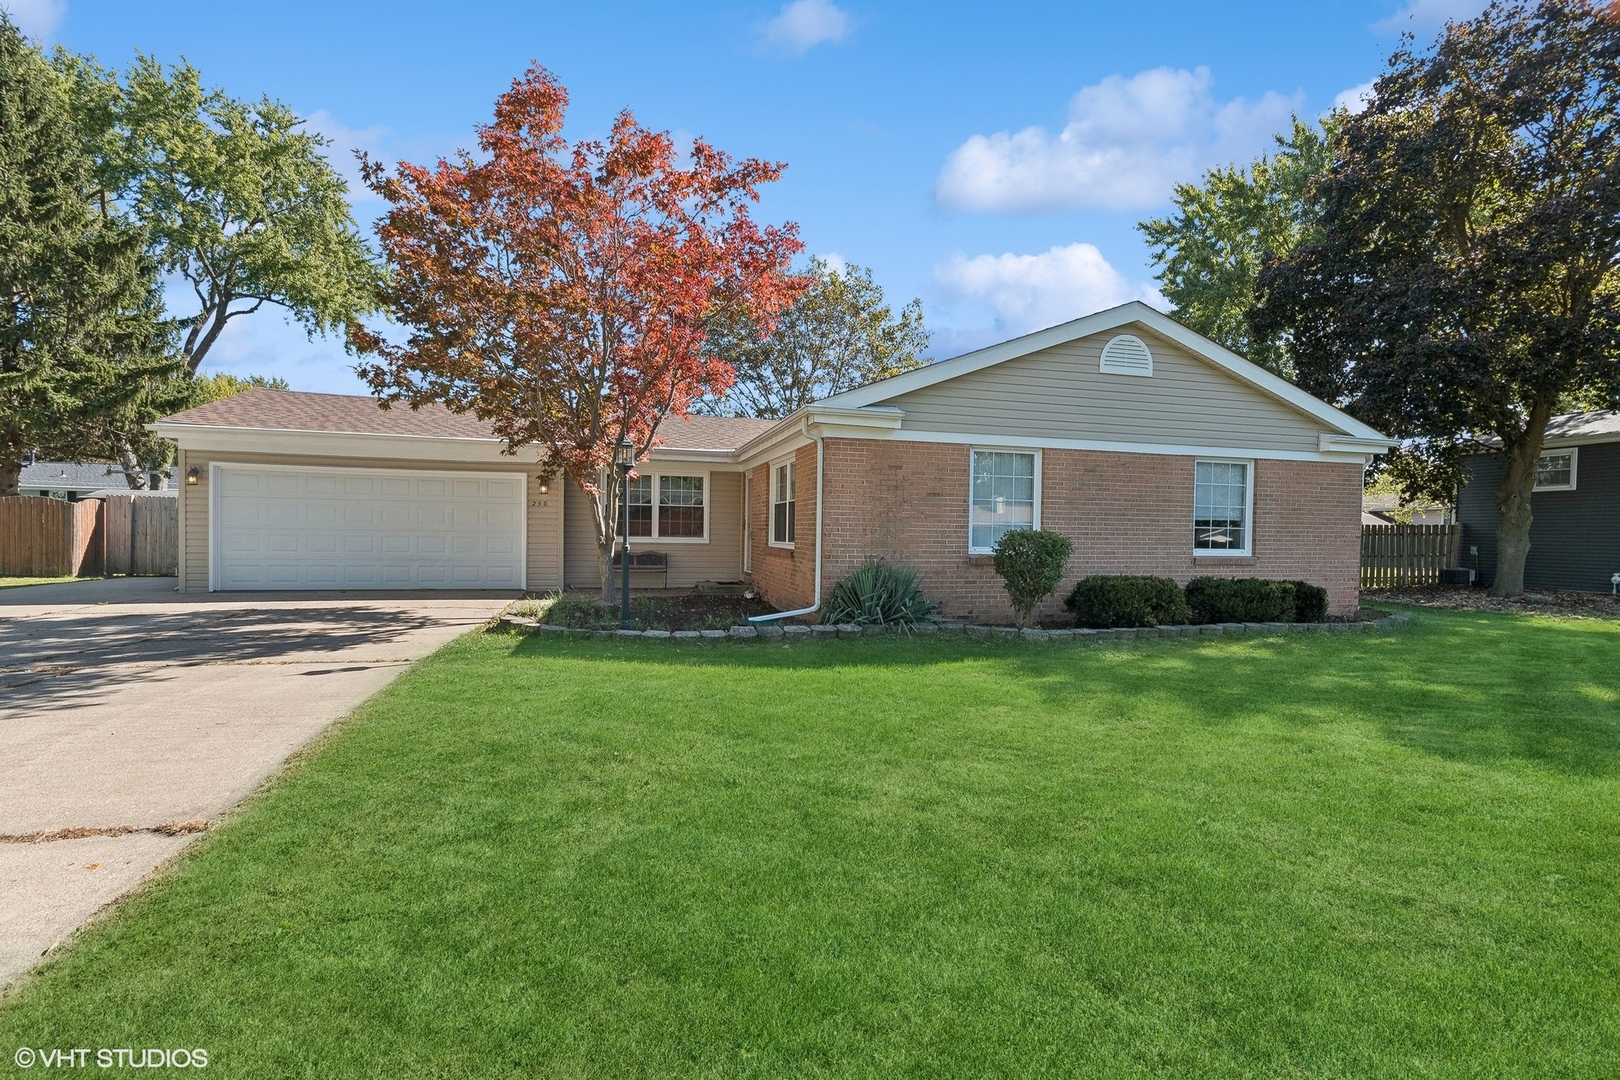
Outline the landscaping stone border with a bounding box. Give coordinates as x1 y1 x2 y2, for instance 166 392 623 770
499 610 1412 642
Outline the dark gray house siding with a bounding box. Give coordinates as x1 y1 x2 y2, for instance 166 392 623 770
1457 440 1620 593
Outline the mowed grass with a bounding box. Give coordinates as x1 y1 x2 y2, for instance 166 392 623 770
3 610 1618 1078
0 575 82 589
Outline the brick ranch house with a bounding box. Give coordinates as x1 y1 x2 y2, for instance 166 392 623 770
152 303 1393 619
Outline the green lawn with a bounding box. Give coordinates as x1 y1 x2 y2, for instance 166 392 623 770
3 610 1617 1078
0 575 83 589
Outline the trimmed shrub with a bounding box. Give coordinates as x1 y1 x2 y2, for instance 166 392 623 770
822 558 937 627
1064 575 1189 628
991 529 1074 628
1282 580 1330 623
1184 577 1296 624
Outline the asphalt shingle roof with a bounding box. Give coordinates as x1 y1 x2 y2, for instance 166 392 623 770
19 462 125 489
1544 409 1620 443
157 388 781 452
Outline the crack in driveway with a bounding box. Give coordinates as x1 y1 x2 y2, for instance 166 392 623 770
0 821 211 844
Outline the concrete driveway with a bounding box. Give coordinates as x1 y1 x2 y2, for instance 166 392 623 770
0 577 512 990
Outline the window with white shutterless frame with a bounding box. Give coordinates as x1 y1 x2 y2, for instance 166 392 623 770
969 448 1040 554
624 469 709 543
769 458 796 547
1192 459 1253 556
1534 448 1577 491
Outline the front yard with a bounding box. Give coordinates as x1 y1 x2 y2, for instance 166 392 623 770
2 609 1616 1077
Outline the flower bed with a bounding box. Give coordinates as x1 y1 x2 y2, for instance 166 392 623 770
501 609 1411 642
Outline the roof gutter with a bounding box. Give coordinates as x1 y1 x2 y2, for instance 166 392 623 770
748 416 824 624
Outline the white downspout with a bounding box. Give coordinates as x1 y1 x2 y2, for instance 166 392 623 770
748 417 824 623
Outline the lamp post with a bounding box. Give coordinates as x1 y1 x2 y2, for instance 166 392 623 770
616 437 635 629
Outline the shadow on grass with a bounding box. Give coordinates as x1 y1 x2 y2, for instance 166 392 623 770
501 609 1620 778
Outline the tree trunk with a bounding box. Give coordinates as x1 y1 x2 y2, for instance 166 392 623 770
0 428 22 497
1490 408 1551 598
115 440 149 490
587 470 621 604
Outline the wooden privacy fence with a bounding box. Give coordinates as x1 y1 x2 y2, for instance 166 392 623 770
1361 523 1460 588
0 494 177 578
102 494 178 576
0 496 103 577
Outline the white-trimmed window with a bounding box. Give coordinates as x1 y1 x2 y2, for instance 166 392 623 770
970 449 1038 553
1193 459 1252 555
1535 449 1577 491
770 460 796 547
625 471 707 542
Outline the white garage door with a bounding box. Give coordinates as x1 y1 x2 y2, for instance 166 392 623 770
212 464 524 591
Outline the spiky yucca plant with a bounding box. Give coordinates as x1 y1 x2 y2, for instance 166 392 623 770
821 559 936 628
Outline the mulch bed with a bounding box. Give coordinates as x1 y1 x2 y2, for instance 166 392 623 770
540 593 778 632
1365 586 1620 621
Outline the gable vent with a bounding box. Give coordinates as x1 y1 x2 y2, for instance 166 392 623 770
1099 334 1153 377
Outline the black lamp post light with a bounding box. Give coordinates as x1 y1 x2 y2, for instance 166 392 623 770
616 436 635 630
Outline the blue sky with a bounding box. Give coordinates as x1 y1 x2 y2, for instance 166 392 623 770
6 0 1487 395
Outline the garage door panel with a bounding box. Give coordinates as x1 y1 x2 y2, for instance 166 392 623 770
214 465 525 591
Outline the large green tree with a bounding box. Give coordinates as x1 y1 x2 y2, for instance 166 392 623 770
1252 0 1620 597
0 15 178 498
1138 118 1334 379
700 257 928 417
52 51 383 484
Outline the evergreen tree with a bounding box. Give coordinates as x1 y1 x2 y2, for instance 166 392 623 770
0 14 177 497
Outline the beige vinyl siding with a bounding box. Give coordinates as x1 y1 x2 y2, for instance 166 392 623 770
880 327 1326 453
563 470 745 590
176 451 562 592
562 477 601 590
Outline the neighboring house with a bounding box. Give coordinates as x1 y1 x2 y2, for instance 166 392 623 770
150 302 1394 618
1361 492 1452 526
1457 409 1620 594
17 461 168 499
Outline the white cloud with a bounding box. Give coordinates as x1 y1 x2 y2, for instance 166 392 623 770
1372 0 1489 34
1 0 65 38
933 243 1163 337
759 0 852 56
815 252 848 276
1334 80 1377 114
303 109 391 207
935 67 1303 213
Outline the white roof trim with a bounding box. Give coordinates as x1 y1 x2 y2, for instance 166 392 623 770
815 301 1392 445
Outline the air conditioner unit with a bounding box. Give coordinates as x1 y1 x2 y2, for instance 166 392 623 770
1442 567 1476 587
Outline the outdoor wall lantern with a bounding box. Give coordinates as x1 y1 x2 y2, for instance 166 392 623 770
616 437 636 629
185 467 200 486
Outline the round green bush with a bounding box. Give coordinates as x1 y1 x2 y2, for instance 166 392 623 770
991 529 1074 628
1064 575 1189 628
1184 577 1296 624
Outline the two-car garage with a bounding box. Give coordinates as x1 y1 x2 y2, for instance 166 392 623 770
210 464 527 591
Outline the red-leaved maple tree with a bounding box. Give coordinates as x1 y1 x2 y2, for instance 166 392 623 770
350 65 805 597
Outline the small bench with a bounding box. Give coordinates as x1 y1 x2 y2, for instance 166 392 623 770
611 549 668 589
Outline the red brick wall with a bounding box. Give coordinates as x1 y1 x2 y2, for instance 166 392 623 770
747 442 819 611
808 438 1363 622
